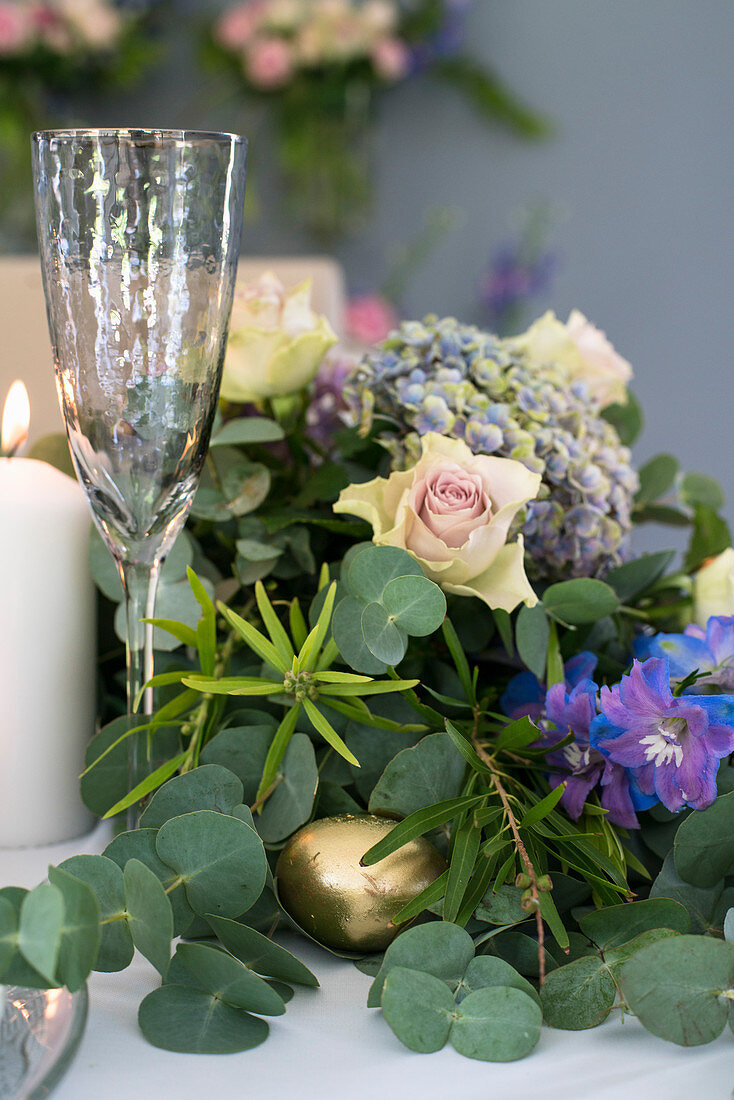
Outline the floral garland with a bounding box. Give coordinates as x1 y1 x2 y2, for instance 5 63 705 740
5 276 734 1062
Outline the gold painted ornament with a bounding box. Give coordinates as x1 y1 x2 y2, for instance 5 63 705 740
275 813 447 953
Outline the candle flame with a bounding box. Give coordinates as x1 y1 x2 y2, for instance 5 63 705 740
1 380 30 457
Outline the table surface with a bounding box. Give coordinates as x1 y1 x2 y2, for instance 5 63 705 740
2 825 732 1100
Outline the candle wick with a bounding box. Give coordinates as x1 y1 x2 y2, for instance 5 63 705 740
1 430 28 459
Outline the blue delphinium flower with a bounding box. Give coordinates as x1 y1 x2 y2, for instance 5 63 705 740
539 680 652 829
590 657 734 813
634 615 734 692
501 651 598 721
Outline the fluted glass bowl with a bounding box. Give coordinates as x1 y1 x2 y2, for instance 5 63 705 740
0 984 88 1099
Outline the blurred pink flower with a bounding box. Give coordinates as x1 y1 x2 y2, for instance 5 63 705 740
0 3 32 54
346 294 398 346
216 1 266 50
245 34 294 88
371 36 410 81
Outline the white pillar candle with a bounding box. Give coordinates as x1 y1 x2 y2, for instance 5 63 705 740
0 387 95 847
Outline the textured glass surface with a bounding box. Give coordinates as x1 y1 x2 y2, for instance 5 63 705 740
32 129 247 566
0 984 88 1100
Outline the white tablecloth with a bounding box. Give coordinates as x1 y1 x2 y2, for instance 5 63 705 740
2 825 732 1100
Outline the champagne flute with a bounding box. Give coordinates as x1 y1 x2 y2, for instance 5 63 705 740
32 128 247 824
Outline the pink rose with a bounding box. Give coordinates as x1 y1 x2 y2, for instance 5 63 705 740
245 35 294 88
371 36 410 81
346 294 398 347
0 3 32 54
335 433 541 612
216 2 266 49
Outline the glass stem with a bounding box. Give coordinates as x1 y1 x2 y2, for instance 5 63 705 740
120 558 162 830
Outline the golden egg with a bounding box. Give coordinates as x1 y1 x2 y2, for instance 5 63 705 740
275 813 447 953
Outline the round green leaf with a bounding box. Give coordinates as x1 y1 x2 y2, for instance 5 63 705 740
724 908 734 945
139 765 245 830
104 827 194 936
18 883 64 986
368 732 466 818
123 859 173 977
257 733 318 844
579 898 690 949
0 895 18 978
0 888 50 989
368 921 475 1008
515 603 549 682
211 417 284 446
200 723 276 806
207 916 319 988
539 956 616 1030
47 866 101 993
361 601 408 665
475 885 527 928
381 575 446 637
58 854 133 973
332 595 388 675
451 986 542 1061
674 790 734 887
650 852 724 934
348 545 424 602
138 984 269 1053
381 967 454 1053
542 579 619 626
174 942 285 1015
156 810 268 918
620 934 734 1046
457 955 540 1008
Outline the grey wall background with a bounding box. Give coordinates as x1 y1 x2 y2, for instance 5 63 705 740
86 2 734 540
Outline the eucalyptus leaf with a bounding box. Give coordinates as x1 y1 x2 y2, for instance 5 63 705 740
542 579 619 626
18 883 64 986
515 603 549 682
348 545 424 603
456 954 540 1008
123 859 173 978
674 791 734 887
173 941 285 1015
206 916 319 987
451 985 542 1061
257 733 319 844
361 601 408 665
579 898 690 949
139 765 245 829
45 866 100 992
380 575 446 637
368 733 467 818
211 418 284 446
104 828 194 935
332 595 388 675
539 955 616 1030
368 921 475 1008
724 908 734 944
381 967 454 1052
650 852 724 934
58 855 134 973
0 895 18 978
200 723 276 805
155 810 268 918
138 984 269 1053
475 885 527 928
0 888 52 988
620 935 734 1046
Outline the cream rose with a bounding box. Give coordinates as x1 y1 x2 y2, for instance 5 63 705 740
221 272 337 403
693 548 734 627
334 433 541 612
511 309 632 409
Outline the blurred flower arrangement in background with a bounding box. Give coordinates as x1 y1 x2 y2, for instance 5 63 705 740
480 202 559 335
207 0 550 240
0 0 157 247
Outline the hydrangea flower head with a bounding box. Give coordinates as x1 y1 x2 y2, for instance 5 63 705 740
590 657 734 813
346 315 638 580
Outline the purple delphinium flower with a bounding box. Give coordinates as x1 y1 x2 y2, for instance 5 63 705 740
305 351 356 451
539 680 652 829
634 615 734 693
590 657 734 813
501 651 598 721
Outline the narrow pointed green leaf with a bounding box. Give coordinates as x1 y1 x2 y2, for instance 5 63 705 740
318 678 418 697
141 620 198 649
393 871 449 925
312 671 373 684
442 617 474 703
444 819 481 923
303 697 360 766
256 703 302 802
182 675 283 697
218 602 288 673
361 796 485 866
444 718 491 774
188 566 218 676
289 598 308 650
102 752 187 819
520 784 567 829
255 581 294 666
299 581 337 671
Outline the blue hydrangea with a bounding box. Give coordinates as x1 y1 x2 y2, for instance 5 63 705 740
346 315 638 580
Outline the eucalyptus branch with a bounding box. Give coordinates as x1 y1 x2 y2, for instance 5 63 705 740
471 708 547 985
